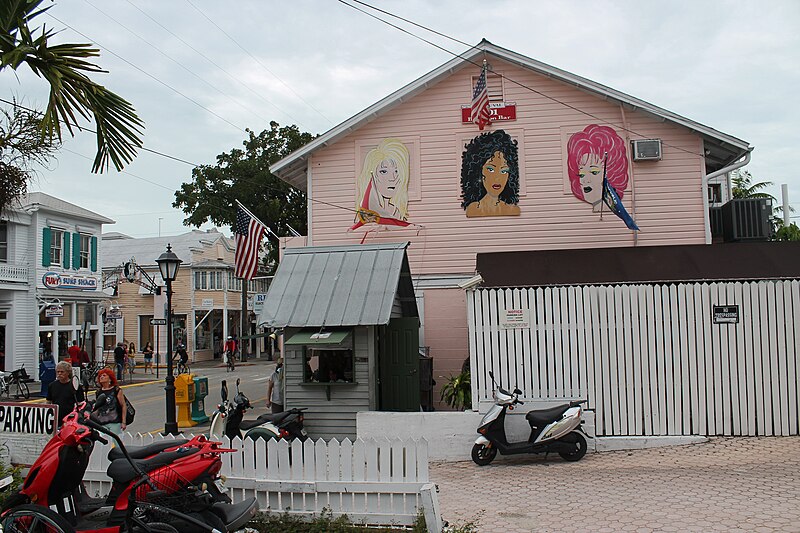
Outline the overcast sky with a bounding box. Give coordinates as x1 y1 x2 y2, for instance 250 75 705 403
4 0 799 241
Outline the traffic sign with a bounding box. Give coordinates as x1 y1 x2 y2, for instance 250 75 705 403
150 318 167 326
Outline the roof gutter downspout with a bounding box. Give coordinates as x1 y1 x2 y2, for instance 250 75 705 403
703 148 753 244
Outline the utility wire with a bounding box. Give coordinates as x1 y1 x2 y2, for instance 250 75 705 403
122 0 302 129
0 97 201 167
46 13 246 133
337 0 712 161
83 0 272 126
185 0 334 127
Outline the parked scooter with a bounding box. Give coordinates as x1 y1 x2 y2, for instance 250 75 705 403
209 379 307 441
471 371 589 465
1 404 257 533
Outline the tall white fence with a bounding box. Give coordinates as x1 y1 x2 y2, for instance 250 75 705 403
467 281 800 437
83 433 441 531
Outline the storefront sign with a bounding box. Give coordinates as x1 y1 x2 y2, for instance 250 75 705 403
461 102 517 123
42 271 98 291
500 308 530 329
713 305 739 324
106 307 123 320
45 304 64 318
252 293 268 314
0 402 57 465
200 298 214 308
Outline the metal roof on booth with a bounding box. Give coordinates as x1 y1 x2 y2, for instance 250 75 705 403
257 242 417 328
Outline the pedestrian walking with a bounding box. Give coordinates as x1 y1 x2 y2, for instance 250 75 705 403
142 341 154 374
47 361 84 426
128 341 136 373
266 356 284 414
113 342 126 381
91 368 127 435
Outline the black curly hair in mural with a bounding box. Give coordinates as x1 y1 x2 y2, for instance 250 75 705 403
460 130 520 209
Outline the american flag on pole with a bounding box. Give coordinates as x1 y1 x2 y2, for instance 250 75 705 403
470 65 491 130
234 205 267 280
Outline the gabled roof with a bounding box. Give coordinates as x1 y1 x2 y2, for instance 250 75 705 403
22 192 115 224
257 242 418 328
101 229 230 268
271 40 751 190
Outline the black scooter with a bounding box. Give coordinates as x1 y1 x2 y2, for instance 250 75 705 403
471 371 589 465
209 379 307 441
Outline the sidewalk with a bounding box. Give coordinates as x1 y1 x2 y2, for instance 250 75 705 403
120 356 273 385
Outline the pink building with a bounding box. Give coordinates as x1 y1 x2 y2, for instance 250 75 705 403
270 40 751 410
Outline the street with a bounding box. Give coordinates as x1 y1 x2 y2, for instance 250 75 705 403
118 357 277 436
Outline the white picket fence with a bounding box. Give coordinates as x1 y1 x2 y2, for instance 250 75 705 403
467 280 800 437
83 433 442 531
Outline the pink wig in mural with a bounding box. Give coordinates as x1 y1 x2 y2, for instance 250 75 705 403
567 124 629 211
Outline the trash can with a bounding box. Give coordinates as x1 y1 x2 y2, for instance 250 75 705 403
39 360 56 396
174 373 196 427
191 376 209 424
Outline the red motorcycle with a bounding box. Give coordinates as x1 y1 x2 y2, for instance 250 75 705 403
0 404 257 533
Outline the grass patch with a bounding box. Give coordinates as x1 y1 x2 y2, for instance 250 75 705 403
246 509 428 532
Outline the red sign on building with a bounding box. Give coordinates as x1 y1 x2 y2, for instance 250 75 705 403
461 102 517 123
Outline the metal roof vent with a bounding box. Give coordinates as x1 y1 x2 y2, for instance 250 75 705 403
632 139 662 161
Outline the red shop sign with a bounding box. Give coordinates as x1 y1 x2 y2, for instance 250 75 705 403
461 102 517 123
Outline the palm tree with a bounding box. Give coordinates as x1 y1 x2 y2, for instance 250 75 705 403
731 169 775 201
1 0 143 175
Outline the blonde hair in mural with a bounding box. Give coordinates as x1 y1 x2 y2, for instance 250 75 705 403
355 138 410 221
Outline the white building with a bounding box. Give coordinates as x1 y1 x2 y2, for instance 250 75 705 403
0 193 113 374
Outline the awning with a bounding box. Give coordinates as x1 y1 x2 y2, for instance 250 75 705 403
285 329 351 346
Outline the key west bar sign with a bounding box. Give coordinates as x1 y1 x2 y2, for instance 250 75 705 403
42 271 99 291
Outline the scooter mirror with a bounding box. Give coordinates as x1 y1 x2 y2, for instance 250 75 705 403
221 380 228 402
514 388 522 395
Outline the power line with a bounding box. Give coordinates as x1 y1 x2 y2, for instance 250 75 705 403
0 97 200 167
337 0 711 161
83 0 272 126
123 0 310 130
185 0 334 126
46 12 246 134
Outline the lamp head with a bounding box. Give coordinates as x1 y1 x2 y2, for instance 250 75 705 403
156 243 182 282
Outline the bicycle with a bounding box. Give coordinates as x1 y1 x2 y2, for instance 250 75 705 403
0 366 31 400
175 357 190 375
225 350 236 372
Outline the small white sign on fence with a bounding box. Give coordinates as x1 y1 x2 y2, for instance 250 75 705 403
500 308 530 329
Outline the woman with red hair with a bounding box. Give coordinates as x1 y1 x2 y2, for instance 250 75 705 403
566 124 630 212
91 368 127 434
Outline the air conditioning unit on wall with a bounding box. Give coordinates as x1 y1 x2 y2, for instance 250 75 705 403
632 139 662 161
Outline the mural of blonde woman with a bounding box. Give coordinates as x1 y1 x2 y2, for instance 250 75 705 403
351 138 411 230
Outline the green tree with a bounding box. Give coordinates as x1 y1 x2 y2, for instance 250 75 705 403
173 122 315 273
0 102 59 211
1 0 144 209
731 169 775 201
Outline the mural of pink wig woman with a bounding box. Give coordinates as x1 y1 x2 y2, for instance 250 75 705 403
567 124 629 212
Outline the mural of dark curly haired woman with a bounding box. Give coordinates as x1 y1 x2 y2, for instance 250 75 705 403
461 130 521 217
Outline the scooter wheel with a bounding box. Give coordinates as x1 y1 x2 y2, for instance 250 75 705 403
558 431 588 462
471 443 497 466
0 504 75 533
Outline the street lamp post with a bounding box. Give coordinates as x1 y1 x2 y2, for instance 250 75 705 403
156 244 182 435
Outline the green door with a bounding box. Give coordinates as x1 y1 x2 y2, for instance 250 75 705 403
378 317 420 411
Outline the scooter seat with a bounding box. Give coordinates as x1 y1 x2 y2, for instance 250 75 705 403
210 497 258 531
240 411 291 430
107 439 189 461
106 448 199 484
525 404 571 428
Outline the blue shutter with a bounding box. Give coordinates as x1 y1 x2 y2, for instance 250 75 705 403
63 232 70 269
42 228 52 267
73 232 80 270
90 236 98 272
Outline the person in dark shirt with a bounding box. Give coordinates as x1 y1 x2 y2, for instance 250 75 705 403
46 361 84 426
113 342 126 380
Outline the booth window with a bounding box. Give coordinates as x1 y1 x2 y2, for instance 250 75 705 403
286 329 355 384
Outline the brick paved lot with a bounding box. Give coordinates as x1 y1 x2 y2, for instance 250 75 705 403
430 437 800 533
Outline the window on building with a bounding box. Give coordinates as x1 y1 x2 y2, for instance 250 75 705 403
304 346 355 383
0 221 7 262
471 72 504 103
50 229 64 266
79 234 91 269
708 184 723 204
